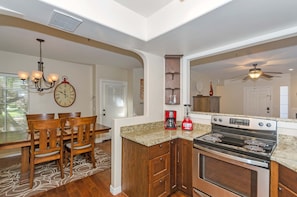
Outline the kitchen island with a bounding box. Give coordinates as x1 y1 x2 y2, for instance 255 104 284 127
121 121 210 146
121 121 210 197
270 135 297 197
271 135 297 171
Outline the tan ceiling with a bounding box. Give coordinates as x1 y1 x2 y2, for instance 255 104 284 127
1 0 297 76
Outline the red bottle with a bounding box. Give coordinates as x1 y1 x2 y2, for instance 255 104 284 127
209 81 213 96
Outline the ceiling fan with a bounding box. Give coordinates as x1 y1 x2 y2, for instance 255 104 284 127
242 63 282 80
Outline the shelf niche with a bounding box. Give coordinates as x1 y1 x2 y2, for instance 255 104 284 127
165 55 183 105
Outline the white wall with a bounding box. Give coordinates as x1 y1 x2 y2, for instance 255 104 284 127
133 68 144 116
290 71 297 118
95 64 130 121
109 51 164 195
0 50 93 116
0 50 93 158
190 70 292 118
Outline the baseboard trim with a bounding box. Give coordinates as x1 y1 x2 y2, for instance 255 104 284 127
110 185 122 195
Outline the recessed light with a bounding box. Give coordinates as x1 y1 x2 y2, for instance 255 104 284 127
289 68 294 71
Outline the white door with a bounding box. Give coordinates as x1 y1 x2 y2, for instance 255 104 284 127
244 86 272 117
98 80 127 141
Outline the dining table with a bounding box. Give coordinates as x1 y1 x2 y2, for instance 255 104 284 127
0 123 111 184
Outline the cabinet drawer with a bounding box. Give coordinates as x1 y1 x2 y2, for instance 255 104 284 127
148 141 170 159
279 164 297 194
278 183 297 197
149 153 170 182
149 174 170 197
193 188 211 197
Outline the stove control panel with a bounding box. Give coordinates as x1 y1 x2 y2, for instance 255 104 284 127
211 115 277 131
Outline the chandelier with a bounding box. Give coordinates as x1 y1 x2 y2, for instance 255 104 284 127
18 38 59 92
248 64 263 79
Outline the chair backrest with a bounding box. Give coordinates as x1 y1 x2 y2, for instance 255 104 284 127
58 112 81 128
26 113 55 129
69 116 97 148
28 119 64 157
58 112 81 119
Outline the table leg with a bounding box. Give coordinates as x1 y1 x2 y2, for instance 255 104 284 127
19 146 29 184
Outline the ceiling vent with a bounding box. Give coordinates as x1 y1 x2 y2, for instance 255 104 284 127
49 10 83 32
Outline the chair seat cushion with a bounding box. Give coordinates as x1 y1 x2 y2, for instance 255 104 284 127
34 150 60 158
65 142 91 150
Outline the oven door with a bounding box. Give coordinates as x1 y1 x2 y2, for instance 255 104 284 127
192 147 269 197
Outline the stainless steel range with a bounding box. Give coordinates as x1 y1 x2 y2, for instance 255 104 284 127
192 115 277 197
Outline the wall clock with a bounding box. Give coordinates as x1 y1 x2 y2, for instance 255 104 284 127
54 77 76 107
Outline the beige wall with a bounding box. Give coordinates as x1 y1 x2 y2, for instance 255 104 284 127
0 50 92 157
133 68 144 116
0 50 143 118
290 71 297 118
191 70 293 118
0 50 93 116
110 51 164 194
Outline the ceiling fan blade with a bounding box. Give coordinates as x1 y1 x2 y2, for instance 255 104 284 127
265 71 282 74
230 74 247 80
242 76 250 81
261 73 274 79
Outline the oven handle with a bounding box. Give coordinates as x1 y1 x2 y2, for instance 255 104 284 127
195 145 269 168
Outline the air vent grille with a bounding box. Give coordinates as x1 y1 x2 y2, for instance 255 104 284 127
49 10 82 32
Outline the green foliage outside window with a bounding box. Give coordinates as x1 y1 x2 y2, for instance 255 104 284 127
0 74 28 132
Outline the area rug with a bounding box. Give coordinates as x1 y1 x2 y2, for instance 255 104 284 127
0 148 111 197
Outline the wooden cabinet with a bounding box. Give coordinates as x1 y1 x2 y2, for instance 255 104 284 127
193 96 220 113
165 55 182 105
271 161 297 197
170 139 178 193
177 139 193 196
170 138 193 196
193 188 211 197
122 138 170 197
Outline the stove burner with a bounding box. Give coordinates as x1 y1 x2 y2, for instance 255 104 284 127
244 139 267 147
212 133 223 138
202 135 222 143
243 145 265 152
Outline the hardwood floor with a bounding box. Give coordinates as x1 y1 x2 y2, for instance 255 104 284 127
0 140 190 197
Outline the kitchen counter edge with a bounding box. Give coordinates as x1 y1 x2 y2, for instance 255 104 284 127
120 121 210 146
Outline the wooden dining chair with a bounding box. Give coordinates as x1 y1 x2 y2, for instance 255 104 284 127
26 113 55 130
28 119 65 189
64 116 97 176
57 112 81 119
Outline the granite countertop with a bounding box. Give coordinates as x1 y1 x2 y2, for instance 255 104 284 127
121 121 297 172
271 135 297 172
121 121 210 146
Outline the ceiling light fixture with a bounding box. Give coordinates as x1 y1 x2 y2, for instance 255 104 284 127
18 38 59 92
248 68 262 79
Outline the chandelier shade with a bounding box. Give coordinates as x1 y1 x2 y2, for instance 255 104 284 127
18 38 59 92
248 68 262 79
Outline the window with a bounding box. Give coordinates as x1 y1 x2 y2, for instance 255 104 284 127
0 73 28 132
280 86 288 118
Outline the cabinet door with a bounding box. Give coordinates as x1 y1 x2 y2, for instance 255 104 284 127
177 139 193 195
279 164 297 194
170 139 178 193
149 174 170 197
209 97 220 112
149 153 170 182
278 183 297 197
193 188 211 197
193 96 210 112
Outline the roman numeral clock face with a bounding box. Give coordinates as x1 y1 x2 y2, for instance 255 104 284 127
54 82 76 107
